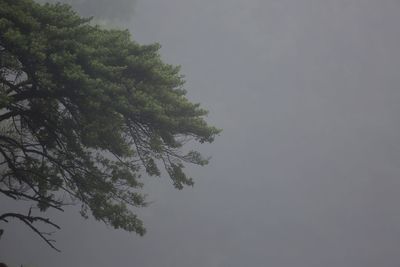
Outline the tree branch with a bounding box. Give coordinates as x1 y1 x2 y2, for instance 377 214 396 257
0 212 61 252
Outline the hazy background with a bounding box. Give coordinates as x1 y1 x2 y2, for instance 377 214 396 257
2 0 400 266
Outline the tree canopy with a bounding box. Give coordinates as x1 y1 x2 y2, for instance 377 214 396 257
38 0 137 21
0 0 220 250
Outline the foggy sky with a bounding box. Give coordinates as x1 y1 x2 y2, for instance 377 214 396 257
2 0 400 266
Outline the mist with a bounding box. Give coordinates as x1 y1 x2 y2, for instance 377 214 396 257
2 0 400 266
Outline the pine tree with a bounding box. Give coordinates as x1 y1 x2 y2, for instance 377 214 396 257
0 0 220 250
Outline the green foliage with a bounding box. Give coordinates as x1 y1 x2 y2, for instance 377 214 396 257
0 0 220 241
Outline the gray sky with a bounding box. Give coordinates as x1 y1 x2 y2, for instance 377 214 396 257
2 0 400 266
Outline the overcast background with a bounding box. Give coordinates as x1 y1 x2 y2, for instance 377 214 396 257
2 0 400 266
